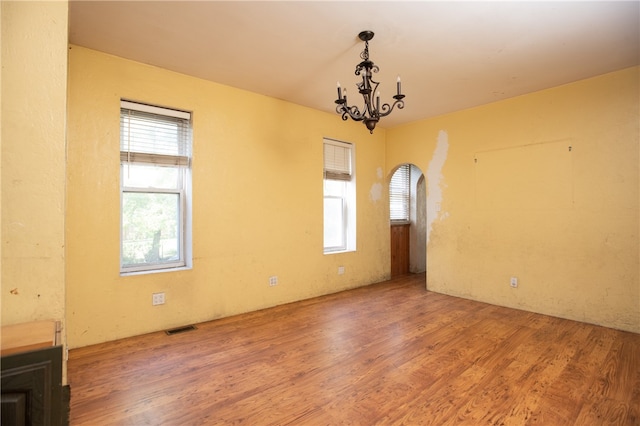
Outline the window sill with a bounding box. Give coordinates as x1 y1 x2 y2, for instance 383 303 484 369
323 248 355 255
120 265 192 277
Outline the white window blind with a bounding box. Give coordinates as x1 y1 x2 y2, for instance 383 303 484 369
324 141 352 181
390 164 410 221
120 100 191 166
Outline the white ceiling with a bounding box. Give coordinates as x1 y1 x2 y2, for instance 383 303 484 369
69 1 639 129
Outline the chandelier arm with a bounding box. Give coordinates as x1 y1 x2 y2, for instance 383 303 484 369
363 93 372 116
370 80 380 114
337 104 366 122
349 105 367 121
376 99 405 118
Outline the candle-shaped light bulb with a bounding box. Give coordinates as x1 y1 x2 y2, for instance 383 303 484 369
397 76 402 95
376 91 380 111
337 82 342 100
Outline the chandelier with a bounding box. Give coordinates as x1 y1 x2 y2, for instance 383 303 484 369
335 31 405 134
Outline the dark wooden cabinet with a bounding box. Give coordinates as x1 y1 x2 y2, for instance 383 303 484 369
1 345 68 426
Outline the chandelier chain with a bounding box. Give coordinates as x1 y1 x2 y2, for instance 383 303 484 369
360 40 370 62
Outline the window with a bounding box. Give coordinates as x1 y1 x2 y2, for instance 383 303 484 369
323 139 355 253
390 164 410 222
120 100 192 273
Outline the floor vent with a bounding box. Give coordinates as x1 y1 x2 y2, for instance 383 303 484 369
165 325 197 336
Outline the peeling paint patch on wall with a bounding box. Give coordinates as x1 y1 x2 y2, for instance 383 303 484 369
370 183 383 202
426 130 449 244
369 167 384 202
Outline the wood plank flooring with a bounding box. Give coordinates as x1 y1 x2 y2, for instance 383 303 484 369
68 273 640 425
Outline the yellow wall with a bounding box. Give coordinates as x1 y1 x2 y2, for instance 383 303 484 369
1 2 68 332
387 67 640 333
9 13 637 350
66 46 389 348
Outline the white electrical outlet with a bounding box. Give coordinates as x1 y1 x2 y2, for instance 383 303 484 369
338 266 345 275
510 277 518 288
152 292 165 305
269 276 278 286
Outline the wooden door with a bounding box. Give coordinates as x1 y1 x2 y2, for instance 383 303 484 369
390 224 410 277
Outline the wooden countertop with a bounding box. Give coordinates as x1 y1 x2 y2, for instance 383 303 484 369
1 320 57 356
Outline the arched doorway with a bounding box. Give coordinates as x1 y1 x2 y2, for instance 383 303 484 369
389 164 426 276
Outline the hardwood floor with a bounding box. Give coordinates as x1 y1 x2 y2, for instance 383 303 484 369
68 274 640 425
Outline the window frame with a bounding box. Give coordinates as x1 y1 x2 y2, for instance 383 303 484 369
390 164 411 223
323 138 356 254
119 100 192 274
